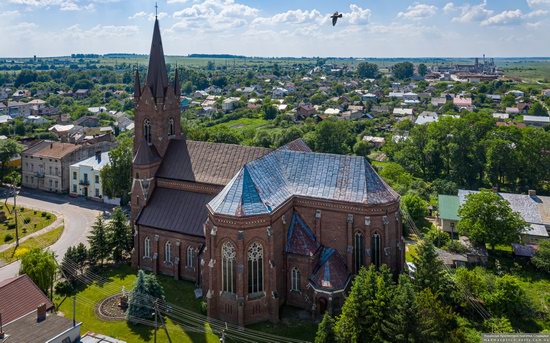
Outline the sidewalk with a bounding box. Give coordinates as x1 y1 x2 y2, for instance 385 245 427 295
0 208 64 254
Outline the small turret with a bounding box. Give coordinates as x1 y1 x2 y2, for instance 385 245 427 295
174 67 181 96
134 67 141 100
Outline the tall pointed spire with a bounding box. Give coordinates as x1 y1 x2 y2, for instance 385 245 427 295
146 18 168 100
134 65 141 100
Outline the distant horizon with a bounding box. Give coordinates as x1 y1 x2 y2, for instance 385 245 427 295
1 1 549 58
2 54 550 61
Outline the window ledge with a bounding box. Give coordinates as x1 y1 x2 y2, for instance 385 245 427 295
247 292 265 301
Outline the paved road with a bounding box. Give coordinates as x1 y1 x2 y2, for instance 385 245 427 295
0 189 114 281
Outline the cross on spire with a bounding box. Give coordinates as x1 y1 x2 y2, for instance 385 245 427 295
155 2 158 18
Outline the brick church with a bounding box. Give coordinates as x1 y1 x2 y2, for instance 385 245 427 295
131 18 404 326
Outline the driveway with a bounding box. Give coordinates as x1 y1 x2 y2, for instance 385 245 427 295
0 188 114 280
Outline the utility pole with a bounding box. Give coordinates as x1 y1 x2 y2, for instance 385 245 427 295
12 177 19 247
154 299 158 343
72 295 76 326
156 300 172 343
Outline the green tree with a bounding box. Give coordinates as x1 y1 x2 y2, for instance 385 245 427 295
485 275 532 318
127 270 166 320
305 120 352 155
101 135 132 204
528 102 548 116
384 276 421 343
19 248 57 297
501 94 516 107
357 62 379 78
334 265 395 343
252 131 273 148
88 215 110 266
109 207 132 263
353 140 372 158
315 313 336 343
413 240 449 296
416 289 457 342
262 100 278 120
483 317 514 333
392 62 414 79
458 190 528 251
532 240 550 273
0 139 22 181
60 244 88 283
417 63 428 77
401 193 428 228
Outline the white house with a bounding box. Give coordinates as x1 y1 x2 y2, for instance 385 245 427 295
523 115 550 127
507 90 525 98
222 97 240 112
415 112 439 125
403 92 420 104
69 151 110 201
393 108 413 116
24 115 48 125
492 113 509 120
272 87 288 98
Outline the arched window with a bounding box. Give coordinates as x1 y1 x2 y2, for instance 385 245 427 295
247 242 264 294
168 118 174 136
371 233 381 269
291 267 300 291
186 246 194 268
222 242 236 293
144 236 151 258
354 232 364 273
164 241 172 263
144 119 152 144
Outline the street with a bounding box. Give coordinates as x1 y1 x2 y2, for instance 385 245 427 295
0 188 114 280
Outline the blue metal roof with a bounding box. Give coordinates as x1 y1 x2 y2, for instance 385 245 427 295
209 149 398 216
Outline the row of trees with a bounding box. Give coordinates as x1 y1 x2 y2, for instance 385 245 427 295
316 238 533 342
384 112 550 193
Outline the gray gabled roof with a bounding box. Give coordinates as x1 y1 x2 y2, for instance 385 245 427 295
209 149 399 217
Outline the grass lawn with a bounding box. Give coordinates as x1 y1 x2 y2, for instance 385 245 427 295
0 203 56 244
0 225 64 263
55 264 317 343
405 242 418 263
213 118 272 131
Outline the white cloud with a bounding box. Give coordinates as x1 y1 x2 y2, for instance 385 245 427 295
481 9 523 26
527 0 550 7
167 0 188 3
397 3 437 20
8 0 95 11
481 8 548 26
445 1 494 23
129 11 147 20
252 9 324 26
347 4 371 25
171 0 259 32
65 24 139 39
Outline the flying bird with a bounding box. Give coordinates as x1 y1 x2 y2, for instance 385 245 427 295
331 12 343 26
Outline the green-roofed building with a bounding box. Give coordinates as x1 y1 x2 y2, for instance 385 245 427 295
438 194 460 236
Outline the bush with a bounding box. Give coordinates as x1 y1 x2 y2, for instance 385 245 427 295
55 280 73 296
445 240 467 253
200 301 208 315
425 226 450 248
532 241 550 274
7 223 16 229
14 247 30 259
46 214 52 220
41 212 47 217
23 217 30 224
4 233 13 242
34 210 37 215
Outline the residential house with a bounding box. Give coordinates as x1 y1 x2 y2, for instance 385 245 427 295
517 102 531 114
75 115 100 128
0 274 82 343
542 89 550 97
487 94 501 103
2 101 32 117
116 116 134 132
24 115 48 125
70 151 110 201
431 97 447 107
403 92 420 105
272 87 288 98
193 90 208 98
11 89 30 100
49 124 76 141
506 90 524 98
506 107 520 115
205 85 222 95
372 105 390 115
439 190 550 243
415 112 438 125
28 99 47 114
523 115 550 127
492 113 509 121
324 108 340 116
295 103 316 120
21 140 110 193
222 97 240 112
362 136 385 148
87 107 107 115
393 108 413 116
453 96 473 111
0 115 13 124
388 91 404 99
74 89 90 98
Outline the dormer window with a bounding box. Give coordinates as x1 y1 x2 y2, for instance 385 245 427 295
168 118 174 137
144 119 152 144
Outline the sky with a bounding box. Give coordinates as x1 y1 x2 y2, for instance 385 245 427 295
0 0 549 58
